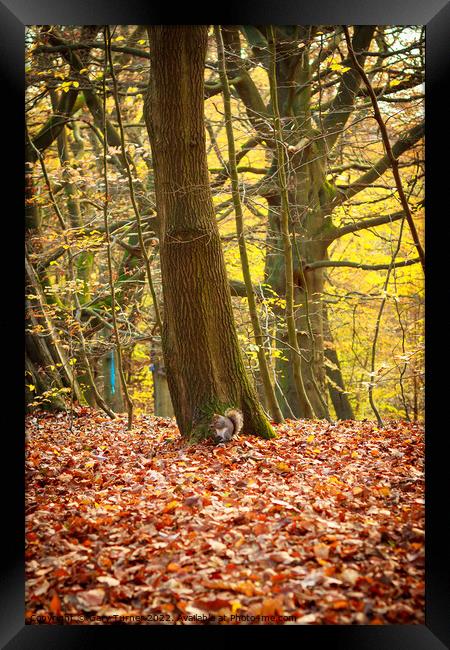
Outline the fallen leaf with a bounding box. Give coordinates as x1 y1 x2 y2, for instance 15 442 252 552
269 551 295 564
97 576 120 587
49 593 62 616
77 588 105 609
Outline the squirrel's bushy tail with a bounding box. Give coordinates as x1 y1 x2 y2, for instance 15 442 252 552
225 408 243 435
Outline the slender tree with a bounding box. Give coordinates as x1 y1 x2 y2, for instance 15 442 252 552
215 25 284 424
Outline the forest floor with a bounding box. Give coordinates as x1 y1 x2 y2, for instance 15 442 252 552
25 408 424 625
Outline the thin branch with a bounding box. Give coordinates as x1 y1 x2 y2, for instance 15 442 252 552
106 28 162 333
331 210 405 241
34 41 151 59
102 27 134 429
343 26 425 273
305 258 420 271
332 123 424 207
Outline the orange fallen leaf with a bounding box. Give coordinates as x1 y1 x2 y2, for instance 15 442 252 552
163 500 180 512
201 579 256 597
253 523 268 536
195 598 230 611
49 593 62 616
234 581 256 596
260 596 284 616
332 600 349 610
314 543 330 560
160 603 175 612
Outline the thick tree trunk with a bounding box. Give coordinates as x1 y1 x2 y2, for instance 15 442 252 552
265 194 329 418
265 194 298 418
145 26 274 440
296 274 327 418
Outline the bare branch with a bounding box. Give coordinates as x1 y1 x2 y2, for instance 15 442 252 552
332 122 424 206
331 210 405 241
305 258 420 271
343 26 424 272
322 26 376 151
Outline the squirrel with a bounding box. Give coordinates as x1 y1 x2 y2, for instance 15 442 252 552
210 408 243 443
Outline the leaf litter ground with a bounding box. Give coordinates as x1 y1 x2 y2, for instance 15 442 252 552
25 408 424 625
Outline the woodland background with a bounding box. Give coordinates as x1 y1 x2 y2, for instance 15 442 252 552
25 25 424 425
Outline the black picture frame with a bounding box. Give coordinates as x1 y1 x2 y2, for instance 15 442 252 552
3 1 448 647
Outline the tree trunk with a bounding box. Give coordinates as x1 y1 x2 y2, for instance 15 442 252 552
152 360 174 417
25 336 66 411
25 158 40 232
145 26 274 440
265 189 330 418
26 255 83 404
322 305 355 419
102 349 124 412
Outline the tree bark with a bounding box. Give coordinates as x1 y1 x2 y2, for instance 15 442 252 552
145 26 274 440
322 305 355 419
26 254 84 404
102 349 124 412
152 360 174 417
262 27 375 418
